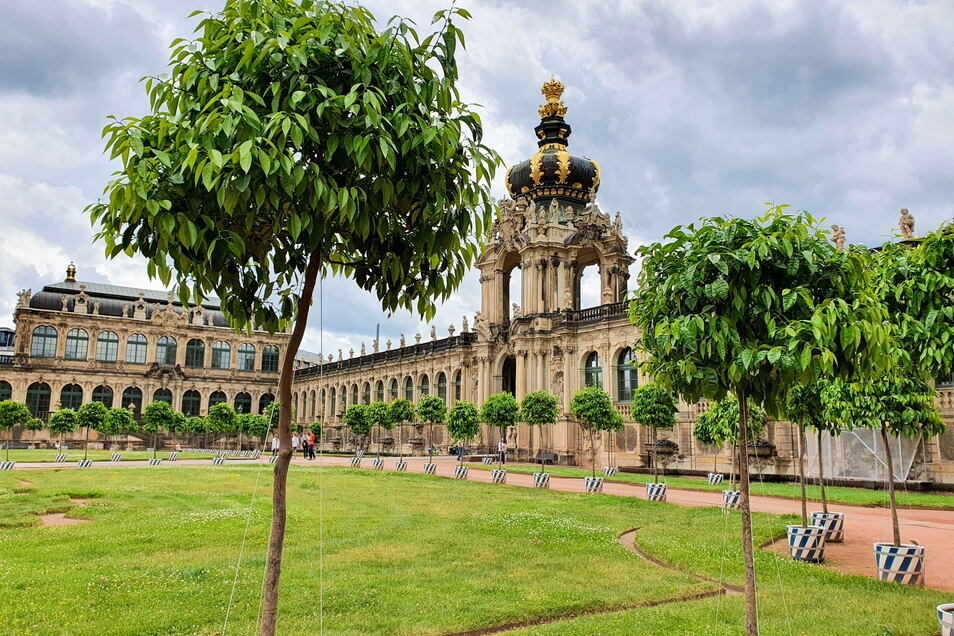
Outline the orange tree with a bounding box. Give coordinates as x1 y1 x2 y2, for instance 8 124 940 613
86 2 497 631
629 206 890 636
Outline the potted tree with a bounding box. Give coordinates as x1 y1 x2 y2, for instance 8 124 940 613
47 409 78 456
447 401 481 479
417 395 447 467
629 383 677 502
24 415 46 448
0 400 31 462
142 401 176 461
520 390 559 479
107 407 137 453
183 416 205 449
693 402 730 485
390 398 414 469
207 403 238 453
482 392 519 467
366 401 393 468
76 401 110 462
695 396 766 504
343 404 371 464
570 386 623 492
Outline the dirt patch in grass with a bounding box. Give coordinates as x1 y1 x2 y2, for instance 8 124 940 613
38 512 88 527
16 479 32 487
70 498 88 506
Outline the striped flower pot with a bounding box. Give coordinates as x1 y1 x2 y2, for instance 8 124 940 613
938 603 954 636
533 472 550 489
213 457 225 466
645 482 668 502
268 455 278 464
423 462 437 475
491 469 507 484
454 465 468 480
584 476 604 493
371 458 384 470
394 460 408 471
77 459 92 468
148 458 162 466
350 457 362 468
55 454 66 463
168 452 179 461
110 453 121 462
874 542 925 586
722 489 742 510
603 466 617 476
0 461 14 470
786 525 827 563
482 457 494 465
252 450 262 459
707 473 724 485
810 511 845 543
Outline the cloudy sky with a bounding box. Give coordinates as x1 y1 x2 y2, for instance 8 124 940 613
2 0 953 356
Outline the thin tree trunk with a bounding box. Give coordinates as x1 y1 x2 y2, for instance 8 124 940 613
261 251 321 636
590 429 596 478
84 426 90 461
713 449 718 474
817 429 828 514
798 426 807 527
736 388 759 636
880 423 901 547
652 427 659 482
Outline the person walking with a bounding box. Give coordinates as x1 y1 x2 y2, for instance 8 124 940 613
270 434 279 457
498 438 507 465
291 432 300 458
301 431 309 459
308 430 316 460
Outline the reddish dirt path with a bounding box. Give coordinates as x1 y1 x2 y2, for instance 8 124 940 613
13 453 954 591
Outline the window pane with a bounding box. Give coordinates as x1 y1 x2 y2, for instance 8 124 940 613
157 337 177 365
0 381 11 401
126 334 147 364
185 339 205 368
31 326 58 358
92 385 114 408
238 344 255 371
65 329 88 360
182 391 201 417
95 331 119 362
262 346 279 373
60 384 83 410
27 383 51 415
212 342 231 370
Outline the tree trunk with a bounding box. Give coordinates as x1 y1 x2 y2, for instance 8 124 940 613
589 428 596 479
260 251 321 636
736 388 759 636
84 426 90 461
798 426 807 527
652 427 659 483
880 423 901 547
713 450 718 474
817 429 828 514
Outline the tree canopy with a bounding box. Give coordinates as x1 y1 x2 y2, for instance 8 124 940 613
783 382 830 433
481 392 519 431
822 375 944 438
366 401 394 430
447 401 480 443
0 400 31 431
417 396 447 425
107 407 137 434
694 396 768 445
142 401 177 435
570 386 623 433
48 409 78 437
207 402 238 434
390 398 414 423
519 391 558 428
628 383 677 432
343 404 371 438
77 401 112 435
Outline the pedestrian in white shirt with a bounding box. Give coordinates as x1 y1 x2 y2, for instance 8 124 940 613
270 434 279 457
291 433 300 456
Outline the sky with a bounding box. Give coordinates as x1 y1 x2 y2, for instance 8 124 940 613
2 0 954 357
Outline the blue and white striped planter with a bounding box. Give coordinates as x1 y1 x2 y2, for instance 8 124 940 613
603 466 617 476
722 489 742 510
371 458 384 470
423 462 437 475
268 455 278 464
491 469 507 484
533 472 550 489
394 460 407 471
786 525 827 563
810 511 845 543
167 452 178 461
584 476 603 493
350 457 362 468
937 603 954 636
55 454 67 463
252 450 262 459
110 453 121 462
707 473 724 485
454 465 468 480
482 457 494 465
0 461 14 470
77 459 92 468
148 458 162 466
874 542 925 586
645 482 668 502
213 457 225 466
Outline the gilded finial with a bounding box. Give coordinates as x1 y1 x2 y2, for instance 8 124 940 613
538 76 568 119
65 261 77 282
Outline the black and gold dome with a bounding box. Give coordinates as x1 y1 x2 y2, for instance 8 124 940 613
505 78 600 207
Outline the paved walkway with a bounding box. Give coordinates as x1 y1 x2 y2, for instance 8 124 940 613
12 454 954 592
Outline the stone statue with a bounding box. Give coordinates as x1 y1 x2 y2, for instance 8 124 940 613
61 295 69 311
498 198 515 216
360 343 366 356
349 348 355 358
461 315 469 333
564 286 573 310
830 225 846 250
548 198 560 222
448 324 456 337
17 289 31 308
512 303 522 318
373 339 379 353
899 208 915 239
414 333 421 344
338 349 343 360
386 339 392 351
430 325 437 341
93 301 101 315
559 204 569 224
121 304 129 318
473 312 490 340
328 354 334 363
613 212 623 236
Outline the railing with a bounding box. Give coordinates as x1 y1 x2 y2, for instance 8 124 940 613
0 355 12 365
295 332 477 379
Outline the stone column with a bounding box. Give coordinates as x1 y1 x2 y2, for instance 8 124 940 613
516 350 528 402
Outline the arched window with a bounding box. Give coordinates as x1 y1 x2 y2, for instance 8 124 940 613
237 344 256 371
437 372 447 401
310 390 316 417
185 339 205 368
121 387 143 414
938 369 954 389
0 380 11 401
26 382 51 415
351 384 359 406
329 387 336 415
95 331 119 362
211 341 231 370
156 336 177 365
182 390 201 417
389 379 398 400
405 377 413 400
362 382 371 405
234 392 252 414
60 384 83 410
320 389 326 416
209 391 227 407
454 370 462 401
375 380 384 403
31 326 58 358
126 334 147 364
64 328 88 360
584 351 602 388
262 346 279 373
259 393 275 414
92 385 113 408
616 348 638 402
420 374 430 397
153 388 173 404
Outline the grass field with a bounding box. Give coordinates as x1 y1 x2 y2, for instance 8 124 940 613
1 449 217 463
0 465 947 635
467 462 954 510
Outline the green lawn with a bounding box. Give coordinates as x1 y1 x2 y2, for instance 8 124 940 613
0 466 947 635
2 449 217 463
468 462 954 510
